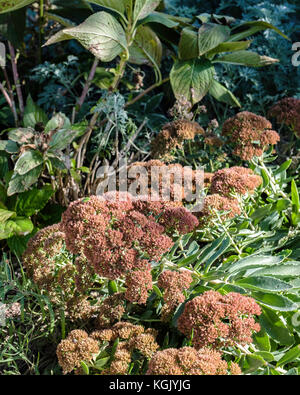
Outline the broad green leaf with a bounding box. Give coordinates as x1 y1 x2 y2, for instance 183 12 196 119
253 329 271 352
229 21 289 41
80 361 89 375
140 11 179 28
49 129 82 151
276 345 300 367
8 128 34 144
0 209 16 222
214 50 279 67
208 79 241 107
23 95 48 128
235 276 292 292
0 140 19 153
44 12 127 62
15 185 54 217
170 58 215 105
129 25 162 67
195 234 227 270
260 308 294 345
197 23 230 56
243 354 266 373
250 264 300 279
178 27 198 60
7 165 42 196
274 159 292 175
291 179 300 215
0 217 33 240
133 0 160 22
88 0 125 17
0 0 35 14
206 40 252 58
254 292 298 312
45 113 71 133
94 357 110 369
14 150 44 175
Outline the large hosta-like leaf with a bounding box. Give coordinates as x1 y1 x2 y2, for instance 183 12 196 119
87 0 125 17
129 25 162 67
133 0 161 22
198 23 230 56
170 58 215 104
0 0 35 14
178 27 198 60
44 12 127 62
208 79 240 107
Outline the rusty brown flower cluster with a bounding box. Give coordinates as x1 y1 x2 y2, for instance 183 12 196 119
197 194 241 225
147 346 241 375
210 166 262 197
56 330 99 374
91 322 159 374
177 291 261 349
222 111 280 160
158 270 193 320
61 193 198 304
151 120 204 160
269 97 300 138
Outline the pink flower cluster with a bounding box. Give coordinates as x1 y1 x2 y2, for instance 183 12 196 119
177 291 261 349
269 97 300 138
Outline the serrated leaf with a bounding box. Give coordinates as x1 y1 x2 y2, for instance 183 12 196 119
14 150 44 175
197 23 230 56
44 12 127 62
129 25 162 67
235 276 292 292
133 0 160 22
214 50 279 67
170 58 215 105
208 79 241 107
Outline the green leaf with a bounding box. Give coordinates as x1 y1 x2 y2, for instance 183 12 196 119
276 345 300 367
291 179 300 215
80 361 89 375
0 140 19 153
87 0 125 17
14 150 44 175
170 58 215 105
133 0 160 22
49 129 82 151
0 217 33 240
274 159 292 175
225 255 283 274
0 208 16 222
208 79 241 107
230 20 289 41
23 95 48 128
94 357 110 369
235 276 292 292
178 27 198 60
140 11 179 28
8 127 34 144
214 50 279 67
243 354 266 373
253 329 271 352
7 233 34 257
197 23 230 56
44 12 127 62
0 0 35 14
15 185 54 217
129 25 162 67
7 165 42 196
260 308 294 345
206 40 252 58
250 264 300 279
254 292 298 312
44 113 71 133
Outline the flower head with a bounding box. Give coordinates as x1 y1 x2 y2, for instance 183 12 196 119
177 291 261 349
269 97 300 137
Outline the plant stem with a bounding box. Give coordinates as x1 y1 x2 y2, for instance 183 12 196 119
0 67 18 126
72 58 99 123
0 81 18 126
125 77 169 108
8 42 24 117
110 54 128 91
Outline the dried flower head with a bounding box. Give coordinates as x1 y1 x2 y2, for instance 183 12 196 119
56 330 99 374
97 293 125 329
222 111 280 160
147 346 241 375
177 291 261 349
269 97 300 137
210 167 262 197
151 120 204 160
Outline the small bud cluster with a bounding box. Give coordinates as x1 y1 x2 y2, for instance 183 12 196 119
177 291 261 349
